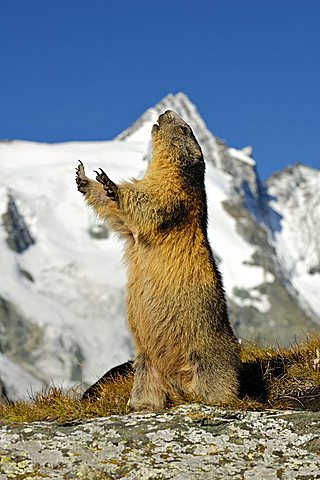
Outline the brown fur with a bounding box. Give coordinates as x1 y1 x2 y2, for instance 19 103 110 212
76 110 241 411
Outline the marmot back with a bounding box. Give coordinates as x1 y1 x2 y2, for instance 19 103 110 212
76 110 241 411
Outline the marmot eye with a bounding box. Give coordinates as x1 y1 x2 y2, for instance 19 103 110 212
180 126 189 134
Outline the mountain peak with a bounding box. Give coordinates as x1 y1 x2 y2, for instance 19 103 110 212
116 92 207 141
267 163 319 185
116 92 223 168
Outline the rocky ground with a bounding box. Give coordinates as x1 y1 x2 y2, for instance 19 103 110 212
0 404 320 479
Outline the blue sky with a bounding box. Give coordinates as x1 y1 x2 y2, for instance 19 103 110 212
0 0 319 179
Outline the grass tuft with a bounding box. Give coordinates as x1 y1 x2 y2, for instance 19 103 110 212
0 336 320 424
240 335 320 410
0 373 134 424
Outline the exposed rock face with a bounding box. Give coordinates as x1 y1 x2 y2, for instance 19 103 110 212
2 193 35 254
0 405 320 479
0 295 85 400
221 199 317 345
267 164 320 319
0 295 43 374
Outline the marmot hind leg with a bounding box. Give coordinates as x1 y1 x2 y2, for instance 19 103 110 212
189 365 239 404
130 355 167 412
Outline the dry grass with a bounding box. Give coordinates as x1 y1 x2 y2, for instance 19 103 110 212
240 336 320 410
0 372 134 424
1 336 320 424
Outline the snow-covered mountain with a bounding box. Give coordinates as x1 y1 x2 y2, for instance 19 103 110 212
267 165 320 317
0 93 319 399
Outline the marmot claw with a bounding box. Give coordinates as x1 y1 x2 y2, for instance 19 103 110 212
95 168 119 202
75 160 89 194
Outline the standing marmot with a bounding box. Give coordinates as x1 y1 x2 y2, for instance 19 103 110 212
76 110 240 411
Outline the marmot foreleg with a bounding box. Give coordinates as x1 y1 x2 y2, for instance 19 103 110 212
75 161 131 237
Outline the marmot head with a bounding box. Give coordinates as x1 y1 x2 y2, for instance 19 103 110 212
152 110 203 164
151 110 205 188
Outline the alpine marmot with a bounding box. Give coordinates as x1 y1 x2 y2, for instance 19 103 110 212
76 110 240 411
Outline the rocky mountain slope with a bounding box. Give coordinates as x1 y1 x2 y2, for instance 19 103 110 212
0 92 319 399
267 164 320 317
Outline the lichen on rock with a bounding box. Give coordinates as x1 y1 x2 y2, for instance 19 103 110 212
1 404 320 479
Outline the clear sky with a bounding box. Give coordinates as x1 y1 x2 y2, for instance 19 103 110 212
1 0 319 179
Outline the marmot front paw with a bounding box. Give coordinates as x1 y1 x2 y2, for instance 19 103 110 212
95 168 119 202
75 160 89 194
